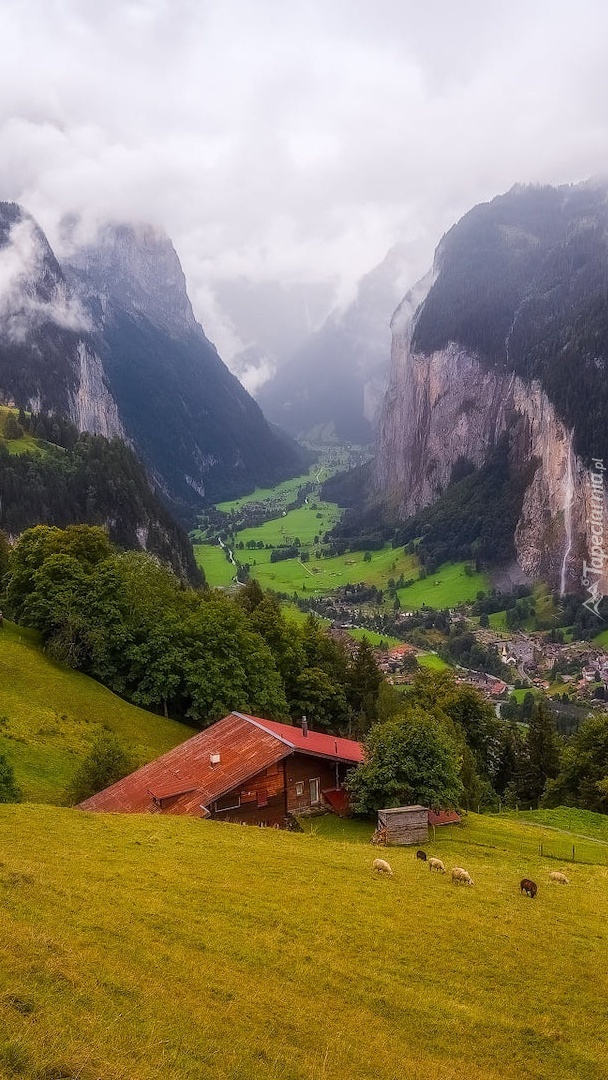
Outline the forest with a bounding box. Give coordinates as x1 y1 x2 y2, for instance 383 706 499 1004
2 521 606 814
0 412 198 583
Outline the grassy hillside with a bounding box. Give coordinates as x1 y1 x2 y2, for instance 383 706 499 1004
0 406 51 456
397 560 489 610
0 805 606 1080
0 622 193 804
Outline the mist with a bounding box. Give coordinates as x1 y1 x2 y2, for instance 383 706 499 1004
1 0 608 362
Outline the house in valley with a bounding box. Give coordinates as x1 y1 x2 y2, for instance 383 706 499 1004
79 711 364 827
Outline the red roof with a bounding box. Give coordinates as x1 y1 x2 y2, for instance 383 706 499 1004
240 714 364 764
79 712 364 816
428 809 461 826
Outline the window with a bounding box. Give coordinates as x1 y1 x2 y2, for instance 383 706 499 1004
215 793 241 812
309 778 320 805
256 789 268 807
294 782 304 797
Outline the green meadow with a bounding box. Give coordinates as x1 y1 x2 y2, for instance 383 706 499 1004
193 542 238 587
0 805 606 1080
417 651 451 671
0 622 192 804
397 560 489 610
0 406 49 456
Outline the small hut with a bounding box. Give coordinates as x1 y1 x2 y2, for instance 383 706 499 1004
377 805 429 846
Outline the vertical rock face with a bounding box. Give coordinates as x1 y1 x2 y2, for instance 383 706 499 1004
375 181 608 593
257 241 427 444
65 222 305 518
0 202 122 437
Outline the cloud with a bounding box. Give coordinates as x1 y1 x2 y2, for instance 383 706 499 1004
1 0 608 362
0 216 91 341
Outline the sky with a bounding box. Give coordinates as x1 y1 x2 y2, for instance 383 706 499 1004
2 0 608 372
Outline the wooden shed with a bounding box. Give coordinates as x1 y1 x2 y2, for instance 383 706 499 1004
377 805 429 846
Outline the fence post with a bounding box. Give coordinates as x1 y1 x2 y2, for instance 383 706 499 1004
572 844 575 862
539 842 543 858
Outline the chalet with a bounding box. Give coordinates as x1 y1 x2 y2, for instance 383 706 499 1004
79 711 364 828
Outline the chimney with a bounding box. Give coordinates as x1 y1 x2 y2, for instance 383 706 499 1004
209 752 221 766
301 715 308 737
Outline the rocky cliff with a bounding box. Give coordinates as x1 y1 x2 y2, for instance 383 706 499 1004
375 181 608 595
65 222 306 518
257 242 425 444
0 203 122 437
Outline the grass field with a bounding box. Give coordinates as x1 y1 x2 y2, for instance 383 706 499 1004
397 561 489 610
0 406 48 456
236 501 341 548
417 651 451 671
192 542 238 587
0 805 607 1080
593 627 608 647
345 627 402 647
227 545 419 596
0 622 193 804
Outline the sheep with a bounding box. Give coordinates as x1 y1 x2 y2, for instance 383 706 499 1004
428 857 445 873
451 866 474 886
372 858 393 876
416 849 427 861
549 871 569 885
520 878 537 898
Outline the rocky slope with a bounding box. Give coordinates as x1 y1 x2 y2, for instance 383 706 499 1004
257 242 424 444
375 181 608 594
0 203 122 436
65 222 305 518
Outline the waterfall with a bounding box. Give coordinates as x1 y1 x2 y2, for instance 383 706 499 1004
560 438 575 597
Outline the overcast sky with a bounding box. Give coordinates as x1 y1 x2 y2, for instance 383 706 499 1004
2 0 608 363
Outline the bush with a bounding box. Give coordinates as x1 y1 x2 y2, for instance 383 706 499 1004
66 733 136 805
0 753 22 803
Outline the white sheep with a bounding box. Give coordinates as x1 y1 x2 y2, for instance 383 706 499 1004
372 858 393 876
451 866 474 886
549 871 569 885
428 857 445 873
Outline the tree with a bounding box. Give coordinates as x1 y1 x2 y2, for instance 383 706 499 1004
524 701 561 805
347 707 463 815
543 714 608 811
0 753 21 803
4 413 22 440
347 638 382 733
66 733 135 805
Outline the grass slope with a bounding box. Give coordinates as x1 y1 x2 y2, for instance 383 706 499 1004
0 622 193 804
0 806 607 1080
397 561 489 610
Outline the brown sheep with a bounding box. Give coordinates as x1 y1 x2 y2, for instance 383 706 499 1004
520 878 537 898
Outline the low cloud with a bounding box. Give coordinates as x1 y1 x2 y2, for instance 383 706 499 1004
0 216 91 342
1 1 607 366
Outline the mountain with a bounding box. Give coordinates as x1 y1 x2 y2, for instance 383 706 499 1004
374 180 608 594
0 202 122 435
0 410 201 583
64 223 306 518
256 243 423 444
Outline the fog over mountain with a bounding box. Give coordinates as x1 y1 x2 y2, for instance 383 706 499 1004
1 1 608 374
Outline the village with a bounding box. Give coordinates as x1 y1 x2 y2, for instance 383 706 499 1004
326 612 608 713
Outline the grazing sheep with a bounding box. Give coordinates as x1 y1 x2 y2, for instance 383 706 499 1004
428 857 445 873
520 878 538 898
451 866 474 886
372 858 393 876
549 871 569 885
416 849 427 861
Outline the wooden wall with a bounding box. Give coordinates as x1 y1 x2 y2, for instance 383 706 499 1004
208 753 354 826
378 807 429 846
